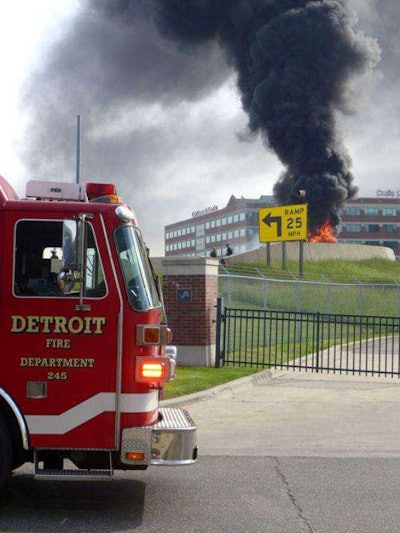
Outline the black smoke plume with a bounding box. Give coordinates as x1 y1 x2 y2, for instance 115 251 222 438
20 0 382 249
153 0 380 232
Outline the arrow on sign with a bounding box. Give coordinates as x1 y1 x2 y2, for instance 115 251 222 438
262 212 282 237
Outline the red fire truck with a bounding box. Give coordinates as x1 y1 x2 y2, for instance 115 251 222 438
0 176 197 491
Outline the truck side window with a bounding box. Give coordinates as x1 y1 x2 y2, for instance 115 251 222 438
114 225 161 311
14 220 106 298
84 223 107 298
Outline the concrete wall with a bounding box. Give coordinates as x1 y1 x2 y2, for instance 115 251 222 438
223 242 396 265
152 243 395 270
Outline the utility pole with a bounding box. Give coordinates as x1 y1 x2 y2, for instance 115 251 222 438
76 115 81 185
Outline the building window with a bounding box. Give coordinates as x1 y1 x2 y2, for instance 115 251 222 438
365 241 380 246
364 207 379 216
346 207 361 216
205 222 210 229
383 241 397 251
233 214 239 223
346 224 361 233
366 224 380 233
239 213 245 221
227 216 233 224
196 224 205 237
216 219 221 227
222 217 227 225
382 207 396 216
383 224 396 233
196 238 205 251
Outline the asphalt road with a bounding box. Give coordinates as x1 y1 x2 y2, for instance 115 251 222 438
2 370 400 533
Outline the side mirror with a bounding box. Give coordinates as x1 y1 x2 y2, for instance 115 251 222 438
57 269 81 294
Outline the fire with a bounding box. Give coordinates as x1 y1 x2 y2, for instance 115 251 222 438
308 221 337 243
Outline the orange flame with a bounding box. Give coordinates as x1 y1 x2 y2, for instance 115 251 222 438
308 221 337 243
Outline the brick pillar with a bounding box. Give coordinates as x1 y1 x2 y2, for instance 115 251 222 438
162 257 219 367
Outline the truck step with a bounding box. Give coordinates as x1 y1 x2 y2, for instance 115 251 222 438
34 468 113 481
33 451 113 481
156 407 196 431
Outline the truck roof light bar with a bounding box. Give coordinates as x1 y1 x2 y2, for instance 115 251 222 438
86 183 122 203
25 181 86 201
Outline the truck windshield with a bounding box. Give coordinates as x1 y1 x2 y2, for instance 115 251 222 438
114 225 161 311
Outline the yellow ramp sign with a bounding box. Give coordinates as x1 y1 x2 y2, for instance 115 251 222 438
258 204 308 243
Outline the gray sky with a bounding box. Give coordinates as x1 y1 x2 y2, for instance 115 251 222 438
1 0 399 255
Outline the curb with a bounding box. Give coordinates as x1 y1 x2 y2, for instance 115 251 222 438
160 368 280 408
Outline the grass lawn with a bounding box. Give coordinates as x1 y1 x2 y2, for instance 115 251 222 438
163 365 260 399
162 258 400 399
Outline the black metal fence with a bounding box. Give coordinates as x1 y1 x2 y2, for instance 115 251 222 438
215 298 400 377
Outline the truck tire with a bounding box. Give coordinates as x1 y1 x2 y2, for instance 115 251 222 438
0 414 12 492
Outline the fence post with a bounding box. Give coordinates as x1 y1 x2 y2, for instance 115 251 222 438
359 282 364 315
227 274 232 308
296 279 301 313
396 282 400 316
321 275 331 314
215 297 224 368
256 268 268 310
315 311 321 373
264 278 268 311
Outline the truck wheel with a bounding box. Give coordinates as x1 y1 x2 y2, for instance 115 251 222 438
0 414 12 492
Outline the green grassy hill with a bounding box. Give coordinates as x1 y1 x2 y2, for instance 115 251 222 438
221 257 400 283
219 258 400 316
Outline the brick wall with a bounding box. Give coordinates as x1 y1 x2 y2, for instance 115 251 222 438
163 273 218 345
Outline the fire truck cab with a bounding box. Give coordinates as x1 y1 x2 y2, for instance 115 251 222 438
0 176 197 490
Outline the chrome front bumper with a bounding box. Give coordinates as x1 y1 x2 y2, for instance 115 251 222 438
121 407 197 466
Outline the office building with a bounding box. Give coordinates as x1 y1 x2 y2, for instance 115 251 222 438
164 195 274 258
339 196 400 258
164 192 400 259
